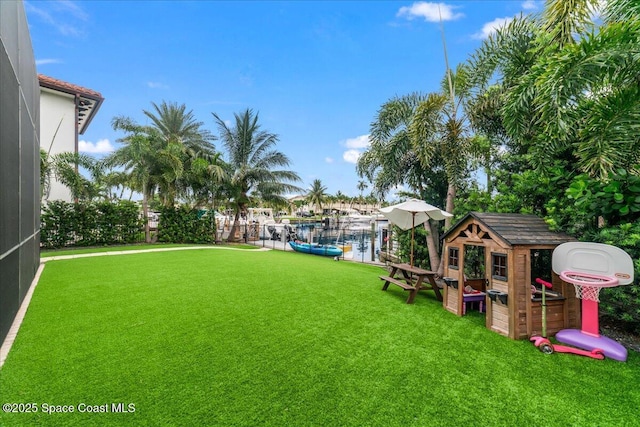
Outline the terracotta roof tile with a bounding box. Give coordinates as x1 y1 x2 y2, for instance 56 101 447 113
38 74 104 134
38 74 103 100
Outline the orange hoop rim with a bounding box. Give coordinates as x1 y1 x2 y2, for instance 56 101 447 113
559 270 618 288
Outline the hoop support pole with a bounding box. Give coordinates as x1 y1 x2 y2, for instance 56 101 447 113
582 298 600 337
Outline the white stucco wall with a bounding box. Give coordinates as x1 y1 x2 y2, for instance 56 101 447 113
40 88 76 202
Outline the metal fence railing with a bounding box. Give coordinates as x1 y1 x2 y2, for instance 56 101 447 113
241 220 394 264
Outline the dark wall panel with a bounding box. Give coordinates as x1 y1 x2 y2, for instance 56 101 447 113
0 253 19 344
0 0 41 345
0 46 20 254
21 97 37 240
19 239 37 301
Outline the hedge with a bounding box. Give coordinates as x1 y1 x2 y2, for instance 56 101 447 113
40 200 144 249
157 206 215 244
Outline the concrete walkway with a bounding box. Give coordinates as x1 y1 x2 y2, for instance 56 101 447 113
40 245 271 262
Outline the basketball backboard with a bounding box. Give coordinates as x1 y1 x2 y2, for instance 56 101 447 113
552 242 634 285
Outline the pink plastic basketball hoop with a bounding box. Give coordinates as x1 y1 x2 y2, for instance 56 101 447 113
559 270 618 302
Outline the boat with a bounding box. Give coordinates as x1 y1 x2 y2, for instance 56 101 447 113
261 218 293 240
341 209 374 225
246 207 275 224
336 242 353 253
288 240 343 257
334 227 353 253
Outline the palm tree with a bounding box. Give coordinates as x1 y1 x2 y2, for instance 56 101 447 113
531 3 640 177
358 93 430 198
411 66 477 273
102 170 133 200
466 85 509 193
40 149 52 201
359 64 476 273
334 190 348 213
468 0 640 179
107 118 160 242
307 179 328 215
182 153 226 209
357 180 367 212
142 101 216 205
212 109 302 241
41 151 107 202
359 93 427 264
108 102 218 241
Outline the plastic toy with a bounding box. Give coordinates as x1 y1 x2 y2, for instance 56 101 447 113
530 242 634 361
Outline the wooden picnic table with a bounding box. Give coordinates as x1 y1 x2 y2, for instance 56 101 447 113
379 262 443 304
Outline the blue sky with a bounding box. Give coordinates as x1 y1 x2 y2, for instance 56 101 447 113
27 0 543 200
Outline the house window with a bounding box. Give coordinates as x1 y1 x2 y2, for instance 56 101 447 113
448 247 459 269
492 253 507 281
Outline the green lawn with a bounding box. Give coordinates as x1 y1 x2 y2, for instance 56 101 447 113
1 248 639 426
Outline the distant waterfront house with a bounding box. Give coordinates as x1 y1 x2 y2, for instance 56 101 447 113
288 194 381 216
39 74 104 202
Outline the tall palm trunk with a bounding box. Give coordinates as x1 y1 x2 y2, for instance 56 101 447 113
142 183 151 243
227 210 242 242
436 182 457 275
423 220 441 273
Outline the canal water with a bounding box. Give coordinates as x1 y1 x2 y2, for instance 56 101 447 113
293 220 390 263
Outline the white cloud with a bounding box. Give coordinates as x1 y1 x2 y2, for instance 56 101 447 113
344 134 370 149
397 2 464 23
341 134 370 164
25 1 87 37
59 0 89 21
36 58 62 66
79 139 114 154
473 17 514 39
521 1 539 11
343 149 362 164
147 81 169 89
325 157 334 163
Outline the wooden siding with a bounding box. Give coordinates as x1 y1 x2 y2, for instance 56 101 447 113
443 213 578 340
490 303 509 336
528 300 567 337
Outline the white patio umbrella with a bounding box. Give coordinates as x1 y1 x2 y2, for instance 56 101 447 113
378 198 453 267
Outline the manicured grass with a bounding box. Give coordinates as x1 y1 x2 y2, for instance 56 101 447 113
1 249 639 426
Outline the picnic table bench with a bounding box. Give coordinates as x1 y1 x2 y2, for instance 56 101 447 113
380 262 442 304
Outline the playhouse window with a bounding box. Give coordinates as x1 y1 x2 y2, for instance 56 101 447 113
448 247 459 269
492 253 507 280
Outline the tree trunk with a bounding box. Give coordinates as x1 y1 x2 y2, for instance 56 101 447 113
423 220 441 273
436 182 457 275
444 182 455 229
142 185 150 243
226 210 242 242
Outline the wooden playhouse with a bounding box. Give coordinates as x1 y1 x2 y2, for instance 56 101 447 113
441 212 581 339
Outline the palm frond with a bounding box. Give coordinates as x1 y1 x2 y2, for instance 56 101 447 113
542 0 598 48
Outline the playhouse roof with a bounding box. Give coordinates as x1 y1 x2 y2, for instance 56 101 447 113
443 212 576 247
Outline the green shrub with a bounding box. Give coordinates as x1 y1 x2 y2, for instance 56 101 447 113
41 201 144 249
157 206 215 244
583 223 640 334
